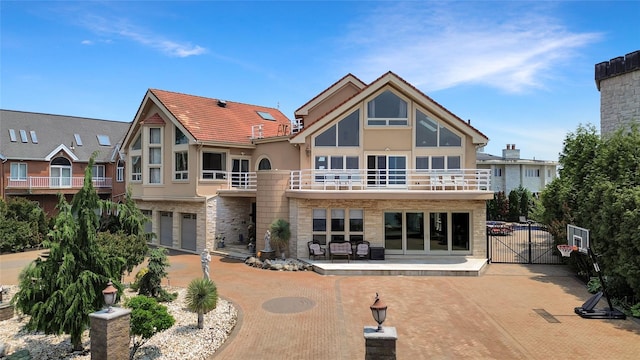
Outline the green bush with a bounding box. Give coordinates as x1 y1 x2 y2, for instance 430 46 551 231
631 303 640 318
137 248 176 302
126 295 175 359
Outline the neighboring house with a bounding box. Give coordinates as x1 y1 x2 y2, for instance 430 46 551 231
476 144 557 196
595 50 639 137
0 110 129 215
124 72 494 260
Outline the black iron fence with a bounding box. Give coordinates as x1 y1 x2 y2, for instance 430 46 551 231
488 222 563 264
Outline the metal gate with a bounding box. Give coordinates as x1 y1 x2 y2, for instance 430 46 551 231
489 222 563 264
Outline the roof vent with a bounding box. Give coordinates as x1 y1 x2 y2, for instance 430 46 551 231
217 99 227 108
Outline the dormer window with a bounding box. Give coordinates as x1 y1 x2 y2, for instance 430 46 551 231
366 90 408 126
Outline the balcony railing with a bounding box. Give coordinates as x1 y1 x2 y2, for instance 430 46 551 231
289 169 491 191
201 171 257 190
6 177 113 189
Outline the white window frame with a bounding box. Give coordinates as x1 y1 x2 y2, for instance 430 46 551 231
10 162 27 180
131 155 142 182
366 89 409 127
174 151 188 180
148 127 162 184
116 163 124 182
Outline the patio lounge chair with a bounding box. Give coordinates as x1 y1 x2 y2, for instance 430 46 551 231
355 240 370 260
308 241 326 260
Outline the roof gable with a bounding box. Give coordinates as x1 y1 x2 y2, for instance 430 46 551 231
294 73 366 117
291 72 489 145
45 144 79 161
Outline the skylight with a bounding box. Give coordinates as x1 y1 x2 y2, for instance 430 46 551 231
30 130 38 143
74 134 83 146
19 130 28 143
256 111 276 121
9 129 16 142
97 134 111 146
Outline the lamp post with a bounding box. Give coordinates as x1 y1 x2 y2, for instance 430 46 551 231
370 292 387 332
102 280 117 313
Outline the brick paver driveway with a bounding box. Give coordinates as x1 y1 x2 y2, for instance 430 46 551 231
2 251 639 359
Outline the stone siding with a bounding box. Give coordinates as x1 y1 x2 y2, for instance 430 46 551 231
136 199 209 253
596 51 640 137
89 308 131 360
291 198 487 259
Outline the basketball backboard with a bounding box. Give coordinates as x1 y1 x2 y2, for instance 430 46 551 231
567 224 589 254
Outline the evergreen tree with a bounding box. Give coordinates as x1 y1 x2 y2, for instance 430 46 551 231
138 247 176 302
12 158 123 351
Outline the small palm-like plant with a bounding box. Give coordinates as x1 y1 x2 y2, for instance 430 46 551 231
185 278 218 329
269 218 291 259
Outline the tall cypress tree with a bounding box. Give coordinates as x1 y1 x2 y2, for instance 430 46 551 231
12 157 123 351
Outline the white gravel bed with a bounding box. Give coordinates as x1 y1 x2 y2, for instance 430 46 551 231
0 286 237 359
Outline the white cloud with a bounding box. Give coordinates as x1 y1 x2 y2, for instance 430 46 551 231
79 14 206 57
81 40 93 45
342 2 601 93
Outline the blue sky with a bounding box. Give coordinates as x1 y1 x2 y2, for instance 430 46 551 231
1 1 638 161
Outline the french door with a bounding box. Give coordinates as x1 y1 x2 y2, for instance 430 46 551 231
50 166 72 188
367 155 406 188
232 158 250 188
384 211 426 254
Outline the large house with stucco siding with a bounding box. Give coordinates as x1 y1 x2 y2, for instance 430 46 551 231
123 72 494 260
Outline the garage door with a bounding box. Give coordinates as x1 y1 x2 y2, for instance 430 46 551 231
160 211 173 247
181 213 197 251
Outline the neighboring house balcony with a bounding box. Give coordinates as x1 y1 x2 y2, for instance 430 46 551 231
6 176 113 194
288 169 493 200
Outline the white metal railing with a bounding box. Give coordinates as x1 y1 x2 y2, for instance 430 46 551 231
201 171 257 190
6 176 113 189
289 169 491 191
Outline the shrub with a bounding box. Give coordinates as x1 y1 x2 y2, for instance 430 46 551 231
138 248 176 302
126 295 175 359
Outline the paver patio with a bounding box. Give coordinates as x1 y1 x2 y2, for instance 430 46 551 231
1 251 639 359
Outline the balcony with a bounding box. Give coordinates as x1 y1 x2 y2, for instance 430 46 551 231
6 177 113 190
201 171 257 190
289 169 491 192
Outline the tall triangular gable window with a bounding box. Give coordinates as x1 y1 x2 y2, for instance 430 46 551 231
416 109 461 147
315 109 359 147
367 90 408 126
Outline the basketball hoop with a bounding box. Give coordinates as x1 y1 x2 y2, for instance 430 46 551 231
557 244 575 257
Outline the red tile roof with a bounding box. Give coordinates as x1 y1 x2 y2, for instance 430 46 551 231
149 89 291 145
143 112 166 125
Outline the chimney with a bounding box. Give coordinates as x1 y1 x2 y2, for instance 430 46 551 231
502 144 520 159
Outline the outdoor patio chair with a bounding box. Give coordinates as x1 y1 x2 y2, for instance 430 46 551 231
355 240 370 259
308 241 326 260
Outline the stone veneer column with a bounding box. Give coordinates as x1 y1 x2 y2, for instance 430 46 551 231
255 170 291 253
89 307 131 360
364 326 397 360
